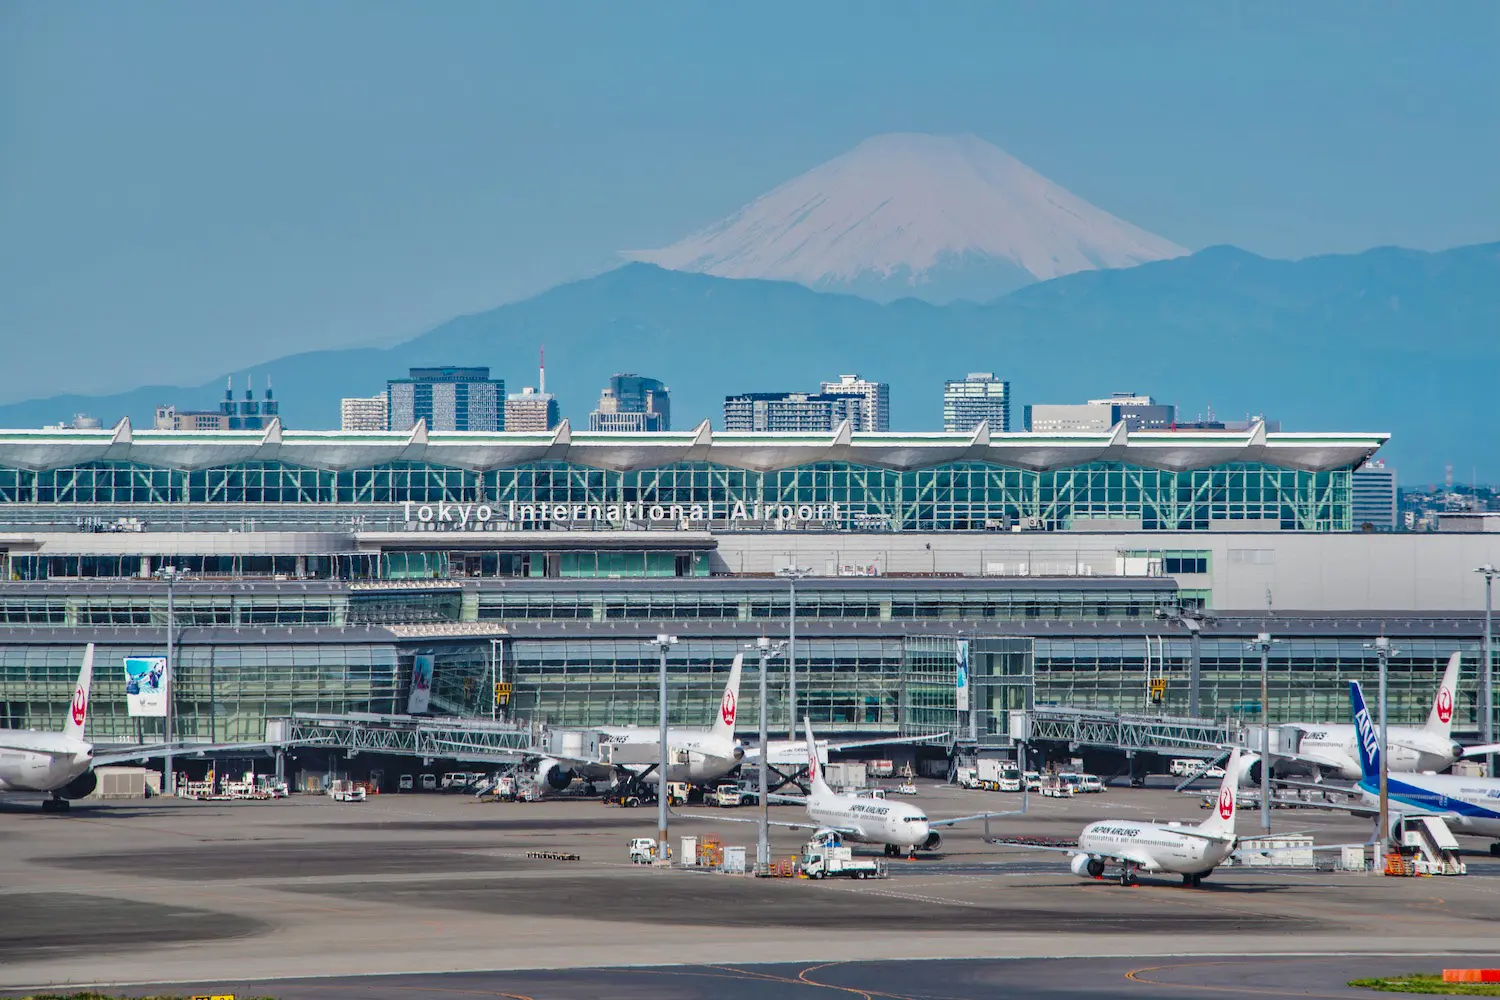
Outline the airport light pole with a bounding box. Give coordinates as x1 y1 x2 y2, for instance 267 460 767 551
1366 637 1401 855
648 633 677 862
752 636 786 868
1477 565 1496 777
778 566 810 741
1156 606 1215 717
1247 633 1279 834
156 566 182 796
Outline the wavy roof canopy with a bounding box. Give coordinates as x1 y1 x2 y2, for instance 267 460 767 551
0 419 1387 474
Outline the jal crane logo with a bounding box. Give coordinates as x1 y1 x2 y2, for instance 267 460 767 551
1436 685 1454 724
720 689 736 727
1217 784 1234 820
70 685 87 728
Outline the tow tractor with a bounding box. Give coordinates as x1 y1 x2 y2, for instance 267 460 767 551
895 780 918 795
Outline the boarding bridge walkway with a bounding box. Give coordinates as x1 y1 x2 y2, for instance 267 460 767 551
1027 706 1237 757
271 712 534 761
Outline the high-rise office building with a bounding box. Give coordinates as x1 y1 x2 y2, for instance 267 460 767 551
1352 460 1398 531
387 367 504 432
820 374 889 431
505 349 560 432
340 394 389 432
943 373 1011 432
589 373 669 432
723 391 866 432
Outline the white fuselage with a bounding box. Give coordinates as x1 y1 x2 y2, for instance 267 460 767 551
1077 820 1235 875
595 727 741 784
1356 773 1500 838
0 731 93 793
808 791 932 850
1288 724 1457 780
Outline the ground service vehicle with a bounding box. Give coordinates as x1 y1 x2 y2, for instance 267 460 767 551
1024 771 1043 792
666 781 689 805
1077 774 1106 793
997 766 1023 792
1169 759 1197 777
420 774 437 791
628 837 657 863
955 767 979 790
707 783 742 807
398 774 413 791
800 842 885 880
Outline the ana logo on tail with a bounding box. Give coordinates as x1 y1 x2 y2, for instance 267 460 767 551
1217 784 1234 820
70 685 87 727
1436 686 1454 724
720 689 737 727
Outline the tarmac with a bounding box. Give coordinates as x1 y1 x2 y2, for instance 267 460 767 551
1 779 1498 996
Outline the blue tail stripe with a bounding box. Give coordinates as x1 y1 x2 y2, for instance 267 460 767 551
1348 680 1381 782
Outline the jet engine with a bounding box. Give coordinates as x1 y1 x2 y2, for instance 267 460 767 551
58 770 98 800
922 831 943 851
1070 853 1106 878
536 757 575 791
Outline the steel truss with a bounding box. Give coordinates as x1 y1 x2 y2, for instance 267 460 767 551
279 711 533 759
1028 706 1237 756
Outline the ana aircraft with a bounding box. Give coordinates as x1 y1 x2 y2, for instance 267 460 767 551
0 644 284 812
1250 653 1500 781
1299 680 1500 845
683 717 1001 856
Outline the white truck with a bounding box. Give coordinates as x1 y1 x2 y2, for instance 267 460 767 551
328 780 367 803
706 783 743 807
800 842 886 880
628 837 658 864
955 766 980 790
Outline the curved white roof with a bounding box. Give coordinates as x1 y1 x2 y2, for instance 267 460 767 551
0 419 1386 475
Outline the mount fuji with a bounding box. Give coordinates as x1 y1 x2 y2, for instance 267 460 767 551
628 132 1187 303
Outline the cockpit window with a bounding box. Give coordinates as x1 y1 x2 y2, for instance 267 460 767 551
913 815 927 822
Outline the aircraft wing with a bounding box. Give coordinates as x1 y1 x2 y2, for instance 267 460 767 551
1460 743 1500 758
1270 777 1361 796
929 810 1022 828
92 740 309 766
672 811 853 834
741 732 951 765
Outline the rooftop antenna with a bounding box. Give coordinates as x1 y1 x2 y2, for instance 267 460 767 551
539 345 546 395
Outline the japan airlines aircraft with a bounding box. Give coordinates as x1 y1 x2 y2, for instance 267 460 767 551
515 656 944 794
1253 654 1500 782
682 718 1001 856
0 644 286 812
995 751 1245 887
1320 680 1500 841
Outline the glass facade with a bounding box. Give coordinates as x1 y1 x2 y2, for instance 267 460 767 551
0 459 1353 531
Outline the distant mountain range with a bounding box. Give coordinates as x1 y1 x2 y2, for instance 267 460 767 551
3 240 1497 480
628 132 1186 303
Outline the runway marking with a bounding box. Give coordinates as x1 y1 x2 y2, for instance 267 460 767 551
1125 959 1363 998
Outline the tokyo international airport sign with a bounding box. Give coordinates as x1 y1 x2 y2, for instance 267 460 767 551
400 500 843 529
123 656 168 717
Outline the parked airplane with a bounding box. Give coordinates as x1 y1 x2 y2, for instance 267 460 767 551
1307 680 1500 847
993 751 1246 887
0 644 287 812
1247 653 1500 782
507 655 943 794
681 717 1002 856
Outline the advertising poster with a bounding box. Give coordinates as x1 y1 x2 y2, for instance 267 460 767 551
955 640 971 713
123 656 169 717
407 654 434 714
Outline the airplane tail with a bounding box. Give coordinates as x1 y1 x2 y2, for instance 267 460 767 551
1197 748 1241 836
803 717 833 801
1350 680 1381 783
708 653 744 746
63 643 95 742
1423 652 1462 740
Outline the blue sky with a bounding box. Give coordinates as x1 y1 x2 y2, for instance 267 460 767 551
2 2 1496 400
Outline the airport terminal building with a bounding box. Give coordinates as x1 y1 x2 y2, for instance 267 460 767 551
0 421 1496 753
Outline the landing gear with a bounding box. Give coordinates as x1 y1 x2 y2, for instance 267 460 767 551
1119 863 1138 887
41 796 70 813
884 844 898 857
1182 873 1203 888
584 783 597 797
1489 842 1500 858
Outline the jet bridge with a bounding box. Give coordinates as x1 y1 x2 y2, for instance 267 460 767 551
1026 706 1237 756
270 712 534 761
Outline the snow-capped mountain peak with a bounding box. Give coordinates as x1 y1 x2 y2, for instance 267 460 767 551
627 132 1186 302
